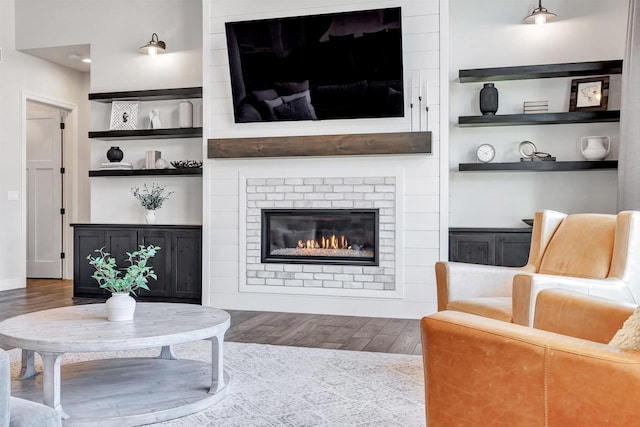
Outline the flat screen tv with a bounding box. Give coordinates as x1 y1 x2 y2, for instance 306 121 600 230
225 8 404 123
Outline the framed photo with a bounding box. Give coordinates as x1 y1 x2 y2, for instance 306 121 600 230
569 76 609 111
109 101 139 130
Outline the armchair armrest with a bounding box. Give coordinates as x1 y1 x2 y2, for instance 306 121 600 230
532 289 635 343
435 261 531 311
512 273 637 326
421 311 640 426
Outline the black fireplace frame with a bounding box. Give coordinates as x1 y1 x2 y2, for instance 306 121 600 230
261 209 379 266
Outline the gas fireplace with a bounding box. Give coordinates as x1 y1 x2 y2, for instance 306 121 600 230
261 209 379 266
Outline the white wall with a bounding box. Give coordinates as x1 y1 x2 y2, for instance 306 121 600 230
449 0 628 227
204 0 445 318
0 0 88 288
15 0 204 225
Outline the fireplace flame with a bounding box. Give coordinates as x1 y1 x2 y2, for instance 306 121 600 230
298 235 349 250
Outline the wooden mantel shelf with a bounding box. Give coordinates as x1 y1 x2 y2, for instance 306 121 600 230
207 132 431 159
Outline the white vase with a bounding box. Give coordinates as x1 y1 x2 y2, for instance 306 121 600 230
580 136 610 161
145 209 156 224
179 101 193 128
105 292 136 321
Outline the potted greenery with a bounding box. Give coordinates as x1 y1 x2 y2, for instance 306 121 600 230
131 183 174 224
86 244 161 321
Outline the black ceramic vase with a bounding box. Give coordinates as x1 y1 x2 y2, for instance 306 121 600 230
479 83 498 115
106 146 124 162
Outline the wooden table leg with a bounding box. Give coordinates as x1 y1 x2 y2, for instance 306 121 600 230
39 351 69 419
208 334 226 394
158 345 178 360
17 349 39 380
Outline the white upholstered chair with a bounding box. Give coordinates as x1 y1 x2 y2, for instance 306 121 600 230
436 210 640 325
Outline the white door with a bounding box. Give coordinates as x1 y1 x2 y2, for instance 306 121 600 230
26 102 63 278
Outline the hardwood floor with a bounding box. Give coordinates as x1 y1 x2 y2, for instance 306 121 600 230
0 280 422 355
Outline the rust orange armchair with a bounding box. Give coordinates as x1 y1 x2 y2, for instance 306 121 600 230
436 210 640 325
421 289 640 426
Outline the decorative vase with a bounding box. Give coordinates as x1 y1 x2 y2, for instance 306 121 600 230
580 136 610 161
105 292 136 321
106 146 124 162
179 101 193 128
145 210 157 224
479 83 498 115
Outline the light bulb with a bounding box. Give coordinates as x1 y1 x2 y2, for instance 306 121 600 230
535 14 546 25
147 46 158 56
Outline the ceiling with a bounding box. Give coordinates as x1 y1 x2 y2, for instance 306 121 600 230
20 44 91 73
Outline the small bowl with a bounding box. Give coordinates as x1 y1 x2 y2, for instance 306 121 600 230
522 218 534 227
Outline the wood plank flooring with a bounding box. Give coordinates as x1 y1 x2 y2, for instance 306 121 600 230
0 279 422 355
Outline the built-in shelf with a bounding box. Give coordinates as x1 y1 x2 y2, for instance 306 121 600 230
89 87 202 102
459 160 618 172
459 60 623 83
89 127 203 140
458 111 620 127
89 168 203 177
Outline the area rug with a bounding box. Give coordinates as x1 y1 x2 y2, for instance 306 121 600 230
8 341 425 426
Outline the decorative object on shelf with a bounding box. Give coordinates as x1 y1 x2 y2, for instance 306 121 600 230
479 83 498 115
109 101 139 130
569 76 609 111
179 100 194 128
519 141 556 161
522 219 534 227
523 0 557 25
139 33 166 55
476 144 496 163
148 109 161 129
580 136 610 161
100 161 132 170
155 158 170 169
106 146 124 162
145 150 161 169
170 160 203 169
86 244 161 321
523 101 548 114
131 183 174 224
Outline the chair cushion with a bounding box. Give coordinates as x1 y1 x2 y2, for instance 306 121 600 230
538 214 616 279
10 397 61 427
446 297 513 322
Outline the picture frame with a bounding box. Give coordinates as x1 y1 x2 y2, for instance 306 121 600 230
109 101 139 130
569 76 609 112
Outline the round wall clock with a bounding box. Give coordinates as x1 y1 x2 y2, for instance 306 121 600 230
476 144 496 163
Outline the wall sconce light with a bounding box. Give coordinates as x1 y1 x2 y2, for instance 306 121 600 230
139 33 166 55
524 0 557 25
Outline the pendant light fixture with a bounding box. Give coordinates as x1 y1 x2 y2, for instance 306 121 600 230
139 33 166 55
523 0 557 25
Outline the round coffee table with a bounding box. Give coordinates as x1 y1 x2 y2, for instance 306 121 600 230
0 303 230 426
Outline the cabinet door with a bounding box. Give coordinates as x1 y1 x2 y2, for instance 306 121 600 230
449 233 495 265
496 233 532 267
74 228 106 296
137 229 172 298
172 229 202 301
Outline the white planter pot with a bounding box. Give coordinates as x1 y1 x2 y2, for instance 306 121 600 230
145 210 156 224
106 292 136 321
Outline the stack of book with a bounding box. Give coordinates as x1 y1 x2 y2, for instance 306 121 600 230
145 150 161 169
100 162 133 170
523 101 549 114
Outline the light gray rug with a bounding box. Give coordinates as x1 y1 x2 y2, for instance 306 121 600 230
8 341 425 426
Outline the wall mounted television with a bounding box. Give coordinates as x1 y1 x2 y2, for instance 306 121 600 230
225 7 404 123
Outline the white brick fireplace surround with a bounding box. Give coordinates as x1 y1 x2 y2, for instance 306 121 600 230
206 155 440 319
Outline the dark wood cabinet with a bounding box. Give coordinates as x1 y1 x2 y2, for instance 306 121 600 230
72 224 202 303
449 228 532 267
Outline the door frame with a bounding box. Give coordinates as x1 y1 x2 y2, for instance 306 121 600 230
21 91 78 281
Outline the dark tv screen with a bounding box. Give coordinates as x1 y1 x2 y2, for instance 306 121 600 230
225 8 404 123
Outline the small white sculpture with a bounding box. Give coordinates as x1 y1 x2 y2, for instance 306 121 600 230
148 109 161 129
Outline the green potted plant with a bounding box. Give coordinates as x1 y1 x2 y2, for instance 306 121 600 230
131 183 174 224
86 244 161 321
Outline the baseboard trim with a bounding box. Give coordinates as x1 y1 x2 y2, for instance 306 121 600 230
0 278 25 292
